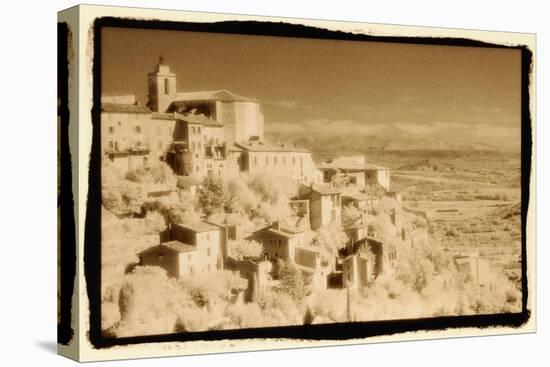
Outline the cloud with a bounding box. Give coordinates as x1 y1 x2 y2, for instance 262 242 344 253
264 100 300 109
265 118 520 147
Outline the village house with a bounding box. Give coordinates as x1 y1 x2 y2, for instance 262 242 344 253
343 235 397 290
453 252 494 287
138 240 198 278
342 253 373 290
298 183 342 230
233 139 317 185
293 245 331 290
225 257 274 302
246 221 310 262
160 221 222 273
317 155 391 192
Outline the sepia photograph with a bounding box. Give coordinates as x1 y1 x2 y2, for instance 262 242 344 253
95 19 529 342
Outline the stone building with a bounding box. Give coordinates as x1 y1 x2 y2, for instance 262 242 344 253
317 155 391 192
146 56 264 143
246 221 310 262
454 252 494 286
160 221 222 273
234 139 317 185
138 240 198 278
298 183 342 230
101 57 317 185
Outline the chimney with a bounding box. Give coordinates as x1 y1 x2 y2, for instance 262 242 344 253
272 221 281 231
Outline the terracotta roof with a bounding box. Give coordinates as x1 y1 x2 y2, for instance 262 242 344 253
235 140 310 153
174 221 220 233
101 103 150 114
174 89 256 103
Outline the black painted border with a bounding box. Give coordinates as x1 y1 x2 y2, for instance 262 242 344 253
57 21 76 346
84 16 533 349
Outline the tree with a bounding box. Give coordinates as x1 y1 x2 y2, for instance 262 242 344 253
113 266 183 337
102 180 146 216
313 223 348 262
228 239 262 260
143 192 200 225
276 260 306 300
223 176 259 214
197 174 225 216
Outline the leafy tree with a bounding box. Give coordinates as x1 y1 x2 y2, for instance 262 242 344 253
102 181 146 216
223 176 259 214
125 162 176 186
276 260 306 300
313 223 348 262
228 239 262 260
197 174 225 216
143 193 200 225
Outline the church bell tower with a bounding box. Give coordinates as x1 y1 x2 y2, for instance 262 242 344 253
147 55 177 113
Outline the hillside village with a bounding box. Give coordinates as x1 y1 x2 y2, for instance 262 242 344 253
100 57 521 336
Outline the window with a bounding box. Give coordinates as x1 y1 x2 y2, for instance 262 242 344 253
292 157 296 165
190 266 193 274
265 156 269 166
143 156 148 165
206 233 210 241
197 126 201 134
114 142 119 151
253 156 258 166
158 254 164 263
117 121 122 127
108 141 114 149
274 156 278 165
196 165 200 172
208 264 211 271
164 78 169 95
108 126 114 134
135 125 141 134
283 156 286 165
207 247 211 257
300 157 303 167
198 142 202 150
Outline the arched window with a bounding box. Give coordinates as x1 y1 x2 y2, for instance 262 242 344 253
164 78 169 95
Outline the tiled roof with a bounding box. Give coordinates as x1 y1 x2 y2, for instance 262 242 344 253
174 89 256 103
176 113 224 127
235 140 310 153
307 183 341 195
175 221 220 233
101 103 150 114
160 241 196 253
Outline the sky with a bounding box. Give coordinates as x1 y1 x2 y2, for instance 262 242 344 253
102 27 522 149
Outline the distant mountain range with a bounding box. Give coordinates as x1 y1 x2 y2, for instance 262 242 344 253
266 132 511 153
